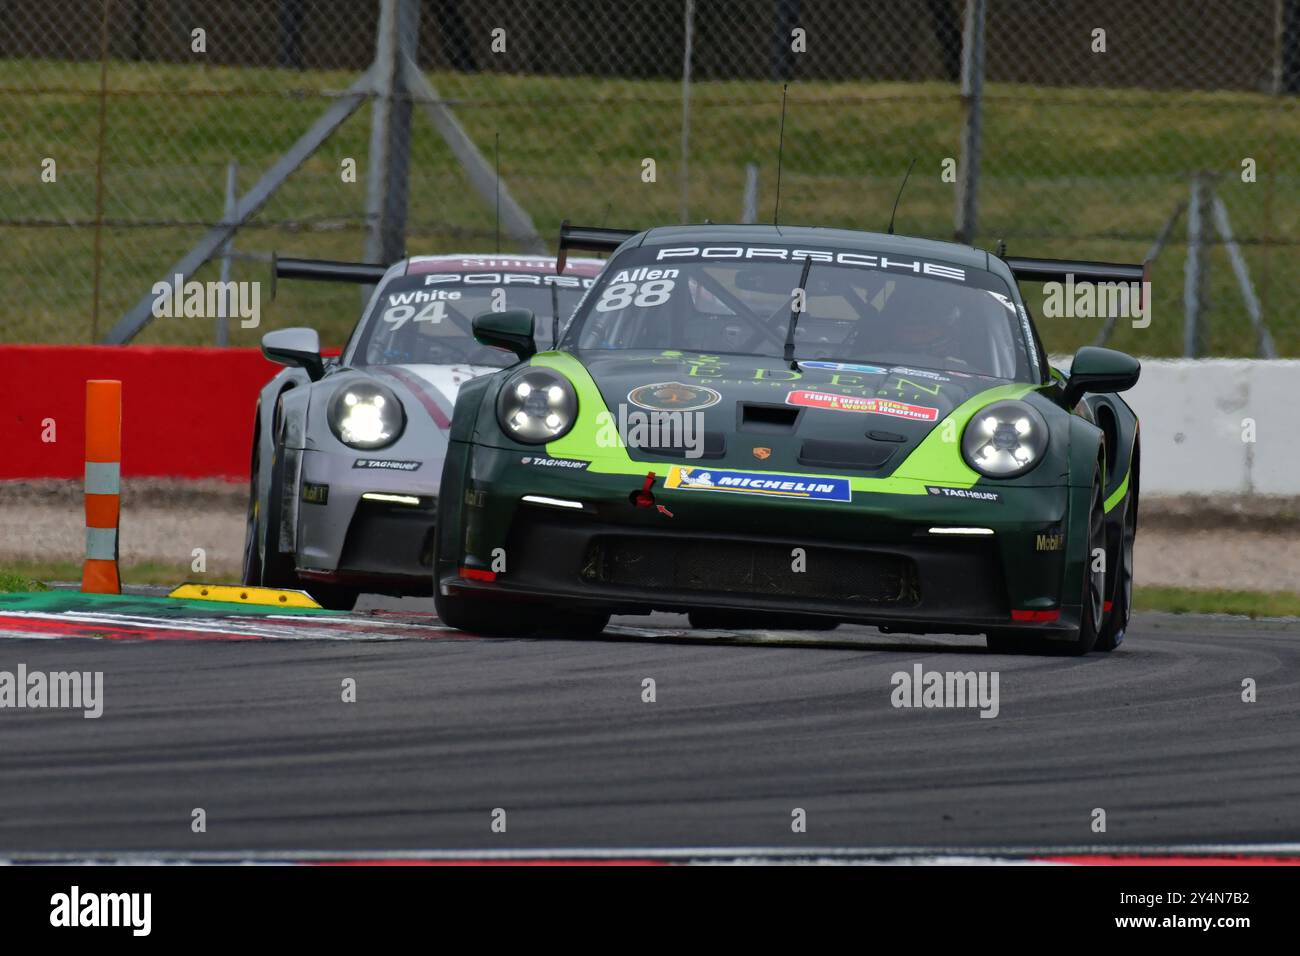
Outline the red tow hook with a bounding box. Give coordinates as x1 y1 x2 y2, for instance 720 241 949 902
633 471 657 508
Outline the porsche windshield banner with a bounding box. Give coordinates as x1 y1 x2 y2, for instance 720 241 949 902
652 244 968 282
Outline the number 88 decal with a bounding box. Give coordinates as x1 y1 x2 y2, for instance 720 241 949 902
595 278 675 312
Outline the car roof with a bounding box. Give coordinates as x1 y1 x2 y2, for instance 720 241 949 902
630 224 992 272
404 254 605 277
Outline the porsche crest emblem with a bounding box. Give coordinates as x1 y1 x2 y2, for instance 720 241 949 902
627 381 722 412
752 446 772 461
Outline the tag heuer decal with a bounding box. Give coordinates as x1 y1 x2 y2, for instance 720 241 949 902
926 485 1002 503
354 458 422 471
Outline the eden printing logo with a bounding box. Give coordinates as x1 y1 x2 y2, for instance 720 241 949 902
785 389 939 422
50 886 151 936
665 465 851 502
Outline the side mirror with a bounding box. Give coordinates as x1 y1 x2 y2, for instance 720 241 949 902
1063 346 1140 407
262 327 324 381
473 308 536 362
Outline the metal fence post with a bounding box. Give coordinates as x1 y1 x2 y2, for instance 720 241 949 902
954 0 985 245
742 163 759 223
216 161 237 347
1183 173 1211 357
365 0 420 267
680 0 695 224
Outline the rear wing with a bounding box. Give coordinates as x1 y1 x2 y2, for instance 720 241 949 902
556 220 638 273
1005 256 1149 311
270 252 392 299
1005 256 1146 284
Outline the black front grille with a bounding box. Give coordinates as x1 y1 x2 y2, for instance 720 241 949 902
580 536 918 605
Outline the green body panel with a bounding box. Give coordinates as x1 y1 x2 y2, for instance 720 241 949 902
529 350 1041 494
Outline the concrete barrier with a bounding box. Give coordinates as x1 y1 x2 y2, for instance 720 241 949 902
1057 358 1300 496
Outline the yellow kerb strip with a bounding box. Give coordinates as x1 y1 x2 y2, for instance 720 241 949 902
168 583 322 609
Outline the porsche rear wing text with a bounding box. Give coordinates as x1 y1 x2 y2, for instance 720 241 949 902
270 252 391 299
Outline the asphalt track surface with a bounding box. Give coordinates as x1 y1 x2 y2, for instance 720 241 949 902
1 603 1298 854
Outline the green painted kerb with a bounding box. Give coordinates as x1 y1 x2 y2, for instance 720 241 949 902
0 591 336 617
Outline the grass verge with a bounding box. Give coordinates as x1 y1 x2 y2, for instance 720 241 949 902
1133 587 1300 619
0 570 50 592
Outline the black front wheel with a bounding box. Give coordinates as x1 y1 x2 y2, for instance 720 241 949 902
1096 480 1137 652
434 588 541 636
242 410 298 591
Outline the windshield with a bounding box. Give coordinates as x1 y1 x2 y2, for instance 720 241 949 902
566 244 1033 381
353 270 594 367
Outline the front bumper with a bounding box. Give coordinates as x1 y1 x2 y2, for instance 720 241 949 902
294 448 439 594
439 446 1084 635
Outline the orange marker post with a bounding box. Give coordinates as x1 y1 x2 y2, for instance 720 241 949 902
82 380 122 594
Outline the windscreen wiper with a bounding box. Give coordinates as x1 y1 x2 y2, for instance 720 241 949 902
783 256 814 368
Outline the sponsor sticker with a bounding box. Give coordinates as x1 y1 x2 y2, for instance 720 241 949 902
353 458 422 471
889 366 951 383
627 381 722 412
785 389 939 422
302 482 329 505
926 485 1002 503
519 456 590 471
796 360 888 375
1035 532 1064 551
665 465 851 502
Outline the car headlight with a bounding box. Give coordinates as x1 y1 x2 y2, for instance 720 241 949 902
327 382 405 449
496 367 577 444
961 400 1048 478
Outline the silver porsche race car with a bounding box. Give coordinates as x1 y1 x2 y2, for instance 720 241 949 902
242 253 606 609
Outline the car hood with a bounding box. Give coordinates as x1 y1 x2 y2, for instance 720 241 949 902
571 348 1017 476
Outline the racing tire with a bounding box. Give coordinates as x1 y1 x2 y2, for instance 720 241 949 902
433 589 539 636
1095 477 1137 652
688 610 839 631
242 409 298 591
544 610 612 637
308 584 360 612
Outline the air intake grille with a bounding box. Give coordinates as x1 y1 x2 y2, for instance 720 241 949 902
580 536 918 605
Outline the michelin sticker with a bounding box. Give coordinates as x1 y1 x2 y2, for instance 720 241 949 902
666 466 851 502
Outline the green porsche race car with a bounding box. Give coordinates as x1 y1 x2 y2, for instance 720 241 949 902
433 223 1142 654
